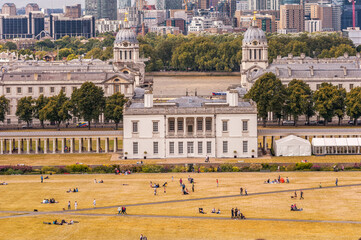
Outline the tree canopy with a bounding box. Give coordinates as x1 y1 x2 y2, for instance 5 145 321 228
104 92 128 130
15 96 34 127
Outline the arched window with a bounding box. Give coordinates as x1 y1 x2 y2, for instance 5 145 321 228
259 49 262 60
129 51 132 60
124 51 127 60
249 49 252 59
254 49 257 60
120 51 122 60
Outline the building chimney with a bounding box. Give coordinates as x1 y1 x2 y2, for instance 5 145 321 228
341 66 347 76
227 89 238 107
275 67 280 76
287 67 292 77
144 89 153 108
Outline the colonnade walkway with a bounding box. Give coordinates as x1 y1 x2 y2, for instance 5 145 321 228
0 131 123 155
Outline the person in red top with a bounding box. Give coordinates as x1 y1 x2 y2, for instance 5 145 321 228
216 179 219 187
179 178 183 186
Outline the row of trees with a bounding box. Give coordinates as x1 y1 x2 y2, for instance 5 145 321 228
2 82 127 130
245 73 361 126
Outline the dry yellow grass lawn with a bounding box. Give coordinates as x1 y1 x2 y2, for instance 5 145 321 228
1 172 361 239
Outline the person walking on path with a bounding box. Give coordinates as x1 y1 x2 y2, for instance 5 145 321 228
319 182 322 188
118 207 121 214
336 178 338 186
231 208 234 219
245 188 248 196
41 175 43 183
216 179 219 187
240 187 243 195
93 199 96 208
179 178 183 186
74 201 78 210
192 182 195 192
67 201 71 210
154 188 157 196
300 190 304 200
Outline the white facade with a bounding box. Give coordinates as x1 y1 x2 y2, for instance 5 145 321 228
305 20 322 33
96 19 123 33
344 27 361 47
123 91 258 159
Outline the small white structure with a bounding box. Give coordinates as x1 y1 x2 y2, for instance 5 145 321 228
312 138 361 155
274 135 311 157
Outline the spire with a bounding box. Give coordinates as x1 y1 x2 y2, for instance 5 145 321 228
124 12 129 28
252 11 257 27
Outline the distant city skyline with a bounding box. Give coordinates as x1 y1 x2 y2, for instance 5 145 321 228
3 0 85 9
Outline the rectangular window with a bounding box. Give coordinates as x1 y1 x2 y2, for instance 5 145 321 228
178 142 183 154
132 121 138 133
72 87 77 92
243 141 248 153
198 141 203 154
153 121 159 132
197 120 203 131
133 142 138 154
222 120 228 132
187 141 194 154
223 141 228 153
50 87 55 93
61 87 66 92
28 87 33 94
6 87 10 94
169 142 174 154
206 119 212 131
169 120 175 131
39 87 44 93
177 120 183 131
338 84 343 89
243 120 248 131
153 142 158 154
350 84 354 90
316 84 321 90
207 141 212 154
7 119 11 124
17 87 22 94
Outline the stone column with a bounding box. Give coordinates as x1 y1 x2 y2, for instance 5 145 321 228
61 138 65 154
105 138 109 153
30 139 33 153
35 139 39 154
70 138 74 153
4 139 7 154
44 139 48 154
18 139 21 154
88 138 92 152
26 139 30 154
53 138 56 154
175 118 178 136
55 139 58 152
9 139 12 154
114 137 117 153
0 139 4 154
79 138 82 153
96 138 100 153
193 117 197 136
263 136 267 151
183 117 186 136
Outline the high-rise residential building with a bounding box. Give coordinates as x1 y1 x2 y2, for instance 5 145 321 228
310 4 332 30
85 0 117 20
198 0 210 9
167 18 186 33
279 4 304 32
332 4 341 31
229 0 237 17
305 19 322 32
0 12 44 39
64 4 82 18
2 3 17 16
50 14 95 39
119 0 132 9
25 3 40 15
248 0 267 10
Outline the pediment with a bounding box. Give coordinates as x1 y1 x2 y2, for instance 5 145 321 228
103 74 133 84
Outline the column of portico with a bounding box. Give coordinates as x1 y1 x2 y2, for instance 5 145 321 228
96 138 100 153
61 138 65 154
35 139 39 154
70 138 74 153
105 138 109 153
0 139 3 154
26 139 30 154
53 138 56 153
9 139 12 154
79 138 83 153
18 139 21 154
175 118 178 136
114 137 117 153
183 117 186 136
44 139 48 154
30 139 33 153
193 117 197 136
4 139 7 154
88 138 92 152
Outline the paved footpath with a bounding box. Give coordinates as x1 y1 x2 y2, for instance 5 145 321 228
1 183 361 224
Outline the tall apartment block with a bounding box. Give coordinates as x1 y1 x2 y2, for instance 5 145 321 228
279 4 304 32
49 14 95 40
64 4 82 18
0 12 44 39
25 3 40 15
85 0 117 20
1 3 17 16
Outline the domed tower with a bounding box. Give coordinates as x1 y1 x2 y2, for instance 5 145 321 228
113 27 140 64
241 15 268 88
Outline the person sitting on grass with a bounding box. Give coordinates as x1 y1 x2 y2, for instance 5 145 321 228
217 209 221 214
75 188 78 192
240 213 246 219
43 199 49 204
211 208 216 213
199 208 206 214
99 180 104 183
0 182 8 185
66 189 72 193
60 219 67 225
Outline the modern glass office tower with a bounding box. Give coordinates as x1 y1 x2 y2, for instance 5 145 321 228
85 0 118 20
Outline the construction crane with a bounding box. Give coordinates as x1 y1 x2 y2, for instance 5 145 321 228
349 0 356 29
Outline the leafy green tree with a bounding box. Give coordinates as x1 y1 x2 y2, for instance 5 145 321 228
4 42 17 50
346 87 361 125
33 95 49 128
104 93 128 130
71 82 105 130
0 95 10 123
67 54 78 61
58 48 74 59
85 47 103 59
334 87 346 125
15 97 34 127
245 73 286 126
39 91 71 130
313 83 341 125
286 79 313 125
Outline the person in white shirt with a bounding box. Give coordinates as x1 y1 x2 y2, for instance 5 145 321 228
74 201 78 210
93 199 96 208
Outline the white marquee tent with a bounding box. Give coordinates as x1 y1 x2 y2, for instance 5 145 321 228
312 138 361 155
274 135 311 157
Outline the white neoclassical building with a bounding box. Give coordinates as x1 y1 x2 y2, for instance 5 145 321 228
123 90 258 159
0 26 150 125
